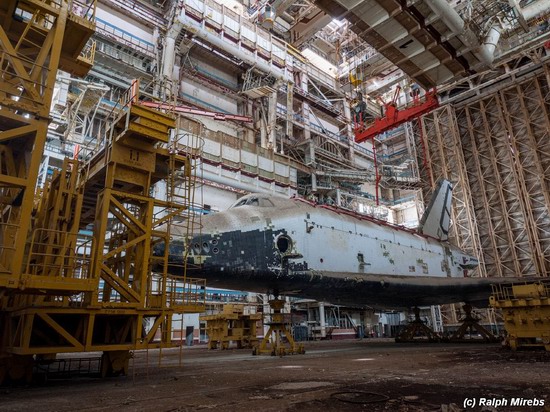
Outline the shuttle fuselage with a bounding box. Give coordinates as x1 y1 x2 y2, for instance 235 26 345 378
158 191 512 309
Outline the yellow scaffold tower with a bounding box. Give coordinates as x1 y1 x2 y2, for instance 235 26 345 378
0 0 96 383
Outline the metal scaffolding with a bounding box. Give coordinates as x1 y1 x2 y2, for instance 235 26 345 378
419 106 485 279
420 63 550 280
0 0 97 383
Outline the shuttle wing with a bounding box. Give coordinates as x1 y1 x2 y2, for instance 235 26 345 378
183 264 526 310
263 272 526 310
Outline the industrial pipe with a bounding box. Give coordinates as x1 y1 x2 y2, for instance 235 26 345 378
163 36 176 78
423 0 465 35
162 11 185 80
424 0 502 66
476 26 502 66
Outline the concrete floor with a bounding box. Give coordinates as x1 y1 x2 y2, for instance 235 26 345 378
1 339 549 411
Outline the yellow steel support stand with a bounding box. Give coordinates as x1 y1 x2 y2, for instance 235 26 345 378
253 299 304 356
491 282 550 351
200 304 261 349
1 85 206 381
449 304 499 343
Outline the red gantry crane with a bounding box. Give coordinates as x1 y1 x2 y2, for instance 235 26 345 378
354 86 439 144
353 86 439 204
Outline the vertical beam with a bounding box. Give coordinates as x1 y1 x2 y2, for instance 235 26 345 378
445 107 484 277
497 86 545 276
461 108 501 277
285 81 293 150
423 64 550 280
478 98 524 276
418 116 435 187
268 89 278 151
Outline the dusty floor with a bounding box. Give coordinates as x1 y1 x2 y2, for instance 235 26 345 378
1 339 549 411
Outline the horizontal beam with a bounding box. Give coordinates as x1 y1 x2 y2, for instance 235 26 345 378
0 124 36 143
140 101 253 123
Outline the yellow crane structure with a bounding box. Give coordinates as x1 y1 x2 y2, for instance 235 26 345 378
0 0 95 292
1 1 205 383
491 282 550 351
200 304 261 350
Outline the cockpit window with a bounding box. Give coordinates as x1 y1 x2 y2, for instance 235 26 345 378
231 196 275 208
259 198 274 207
233 198 248 208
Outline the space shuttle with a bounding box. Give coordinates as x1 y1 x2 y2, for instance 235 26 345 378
158 180 513 309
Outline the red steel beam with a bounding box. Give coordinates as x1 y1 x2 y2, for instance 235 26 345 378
141 101 253 123
354 90 439 143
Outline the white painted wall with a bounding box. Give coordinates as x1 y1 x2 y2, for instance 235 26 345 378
395 204 420 227
200 118 241 137
197 185 241 211
96 4 154 44
181 78 238 115
315 117 340 135
361 182 377 196
302 48 337 76
191 59 239 89
213 0 245 14
353 156 373 170
172 313 200 343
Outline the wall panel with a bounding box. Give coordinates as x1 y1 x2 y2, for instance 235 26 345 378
420 66 550 278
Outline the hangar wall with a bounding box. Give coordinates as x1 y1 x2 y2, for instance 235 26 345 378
421 64 550 279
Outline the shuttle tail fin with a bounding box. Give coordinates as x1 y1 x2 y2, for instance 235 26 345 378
419 179 452 241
